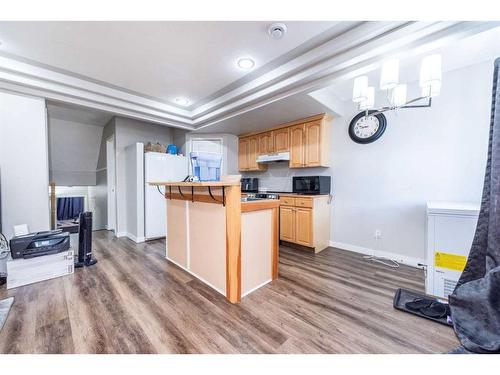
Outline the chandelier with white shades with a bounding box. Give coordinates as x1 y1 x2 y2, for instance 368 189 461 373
352 54 442 115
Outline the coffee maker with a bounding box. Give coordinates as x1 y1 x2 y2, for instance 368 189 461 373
241 178 259 192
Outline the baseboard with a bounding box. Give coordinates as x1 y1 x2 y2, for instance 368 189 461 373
125 233 145 243
116 231 127 238
329 241 424 269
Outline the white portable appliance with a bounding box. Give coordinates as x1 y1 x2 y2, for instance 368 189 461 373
425 202 479 299
144 152 188 240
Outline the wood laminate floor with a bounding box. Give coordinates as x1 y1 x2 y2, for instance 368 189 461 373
0 230 458 354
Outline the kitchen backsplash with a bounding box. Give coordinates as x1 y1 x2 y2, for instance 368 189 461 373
241 162 332 192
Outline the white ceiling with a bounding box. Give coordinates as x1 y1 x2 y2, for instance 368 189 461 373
195 92 333 135
0 21 496 134
0 21 337 107
47 101 114 126
316 25 500 102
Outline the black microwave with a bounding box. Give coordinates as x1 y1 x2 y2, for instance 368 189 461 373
292 176 331 195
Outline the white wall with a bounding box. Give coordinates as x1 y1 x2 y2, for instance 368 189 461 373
0 91 50 239
48 118 103 186
95 117 117 230
243 60 493 265
332 61 491 264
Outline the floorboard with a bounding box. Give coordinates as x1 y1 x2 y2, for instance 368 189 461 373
0 230 459 353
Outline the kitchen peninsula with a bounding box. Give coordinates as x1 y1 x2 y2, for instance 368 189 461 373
149 181 280 303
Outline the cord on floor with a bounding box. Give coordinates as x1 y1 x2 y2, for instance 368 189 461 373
363 255 400 268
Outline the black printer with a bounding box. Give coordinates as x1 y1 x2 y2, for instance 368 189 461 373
10 230 70 259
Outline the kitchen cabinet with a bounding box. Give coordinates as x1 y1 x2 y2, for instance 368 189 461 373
290 120 325 168
238 138 249 171
258 132 273 155
305 120 322 167
295 208 313 246
279 206 296 242
238 136 266 171
273 128 289 152
279 194 331 253
289 124 305 168
238 113 330 171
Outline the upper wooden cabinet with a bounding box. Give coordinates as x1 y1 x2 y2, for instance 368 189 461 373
258 132 273 155
238 138 249 171
289 124 305 168
238 113 330 171
239 136 266 171
272 128 289 153
304 120 322 167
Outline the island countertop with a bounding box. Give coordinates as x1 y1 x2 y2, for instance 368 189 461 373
150 180 279 304
149 181 240 187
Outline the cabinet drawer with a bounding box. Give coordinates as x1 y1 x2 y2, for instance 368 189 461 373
280 197 295 206
295 198 313 208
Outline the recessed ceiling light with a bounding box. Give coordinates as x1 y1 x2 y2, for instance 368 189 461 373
237 57 255 70
174 97 190 106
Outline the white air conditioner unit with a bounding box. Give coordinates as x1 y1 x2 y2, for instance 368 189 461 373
256 152 290 163
425 202 479 299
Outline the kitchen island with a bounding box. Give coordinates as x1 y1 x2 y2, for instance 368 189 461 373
149 181 280 303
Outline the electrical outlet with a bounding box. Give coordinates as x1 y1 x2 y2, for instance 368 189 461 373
374 230 382 239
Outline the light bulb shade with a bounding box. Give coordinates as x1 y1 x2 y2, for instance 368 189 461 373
421 81 441 98
420 54 442 90
359 86 375 110
352 76 368 102
391 84 407 107
380 58 400 90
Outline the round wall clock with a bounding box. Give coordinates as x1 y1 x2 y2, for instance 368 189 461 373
348 111 387 144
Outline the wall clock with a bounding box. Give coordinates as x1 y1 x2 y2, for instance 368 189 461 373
348 111 387 144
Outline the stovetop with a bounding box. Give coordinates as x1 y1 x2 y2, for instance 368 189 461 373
241 192 280 201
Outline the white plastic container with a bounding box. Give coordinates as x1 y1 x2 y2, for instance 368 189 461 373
190 152 222 181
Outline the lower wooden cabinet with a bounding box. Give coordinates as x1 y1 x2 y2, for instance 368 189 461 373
295 208 313 246
279 195 331 252
279 206 296 242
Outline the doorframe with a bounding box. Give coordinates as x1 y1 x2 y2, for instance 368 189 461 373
106 135 117 232
188 136 224 175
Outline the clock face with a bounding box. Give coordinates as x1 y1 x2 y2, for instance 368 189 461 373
353 115 379 139
348 111 387 144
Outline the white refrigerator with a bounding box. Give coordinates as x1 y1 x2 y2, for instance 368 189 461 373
144 152 188 240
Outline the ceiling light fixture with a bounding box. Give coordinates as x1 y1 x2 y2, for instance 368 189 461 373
237 57 255 70
351 54 442 116
268 23 287 39
174 97 190 106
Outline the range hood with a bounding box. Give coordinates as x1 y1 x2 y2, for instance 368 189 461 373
256 152 290 163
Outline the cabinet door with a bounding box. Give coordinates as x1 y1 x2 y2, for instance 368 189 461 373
289 124 305 168
238 138 249 171
295 208 313 246
280 206 296 242
248 136 259 170
305 120 321 167
273 128 289 153
258 132 273 155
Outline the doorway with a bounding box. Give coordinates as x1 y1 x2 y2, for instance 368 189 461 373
106 135 117 232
